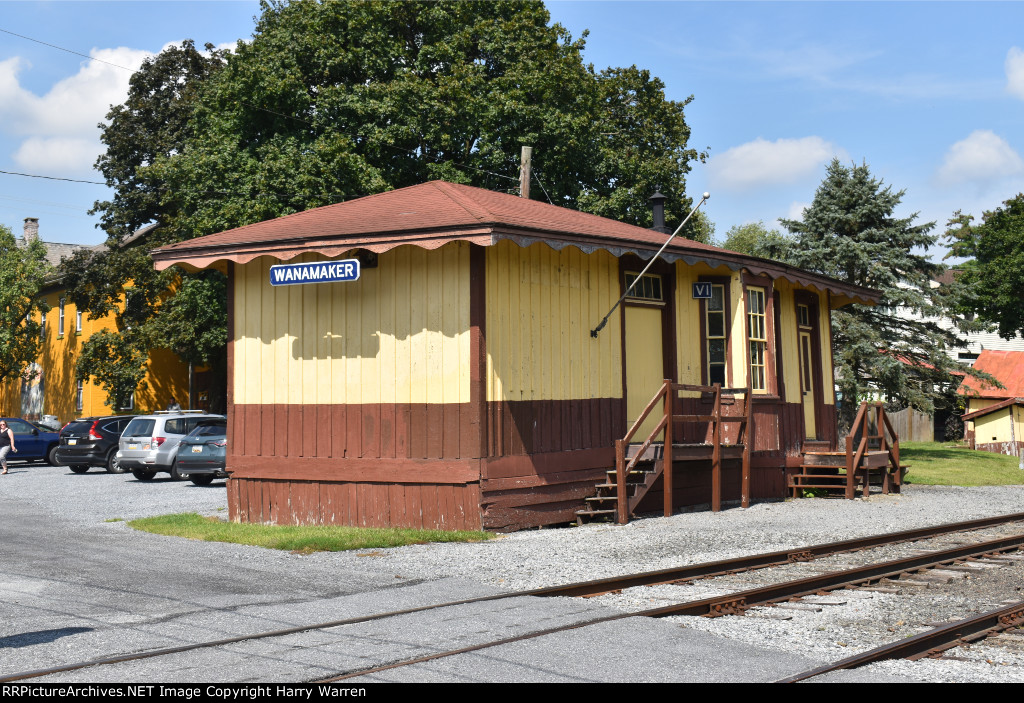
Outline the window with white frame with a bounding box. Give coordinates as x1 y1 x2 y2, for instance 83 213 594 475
75 380 83 412
59 299 66 336
705 284 727 386
747 287 767 391
75 309 82 333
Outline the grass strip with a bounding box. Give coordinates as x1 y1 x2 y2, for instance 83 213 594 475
128 512 494 553
901 441 1024 486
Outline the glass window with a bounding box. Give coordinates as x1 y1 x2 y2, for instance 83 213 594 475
624 272 663 302
747 288 767 391
75 310 82 333
705 284 727 385
123 419 155 437
797 304 810 328
7 419 36 435
59 299 66 336
75 380 83 411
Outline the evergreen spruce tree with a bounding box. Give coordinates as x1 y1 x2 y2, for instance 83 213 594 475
778 159 982 431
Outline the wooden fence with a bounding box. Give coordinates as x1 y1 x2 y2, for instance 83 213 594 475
886 408 934 443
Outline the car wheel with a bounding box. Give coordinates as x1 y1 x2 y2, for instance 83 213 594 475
106 449 126 474
69 465 90 474
170 461 186 480
189 475 214 486
131 468 156 481
47 445 62 466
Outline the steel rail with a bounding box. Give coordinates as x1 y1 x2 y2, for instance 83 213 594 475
535 510 1024 598
4 511 1024 682
776 600 1024 683
317 532 1024 682
641 533 1024 618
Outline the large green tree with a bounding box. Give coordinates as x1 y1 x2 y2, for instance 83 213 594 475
945 194 1024 340
69 1 705 411
0 225 50 384
149 0 705 240
778 159 984 429
63 41 228 411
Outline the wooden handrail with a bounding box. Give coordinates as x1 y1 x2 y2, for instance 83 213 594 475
843 401 901 498
615 380 754 523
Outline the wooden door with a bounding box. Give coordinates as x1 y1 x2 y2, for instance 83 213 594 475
625 305 664 441
798 329 817 439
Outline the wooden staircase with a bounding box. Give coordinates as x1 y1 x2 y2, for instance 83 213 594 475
576 381 752 525
788 401 905 499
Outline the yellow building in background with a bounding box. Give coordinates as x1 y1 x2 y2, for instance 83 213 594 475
0 218 190 425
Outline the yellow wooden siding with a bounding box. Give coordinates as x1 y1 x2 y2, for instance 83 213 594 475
971 404 1023 444
233 243 471 406
672 263 703 385
485 240 621 402
816 293 835 404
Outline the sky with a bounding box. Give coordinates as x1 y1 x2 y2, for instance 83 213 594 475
0 0 1022 252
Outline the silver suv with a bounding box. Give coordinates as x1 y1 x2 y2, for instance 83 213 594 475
117 411 226 481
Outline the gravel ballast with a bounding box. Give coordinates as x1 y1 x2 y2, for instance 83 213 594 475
4 462 1024 682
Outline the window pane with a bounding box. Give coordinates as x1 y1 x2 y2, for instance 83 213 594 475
707 311 724 338
709 285 723 311
709 364 726 385
709 339 726 363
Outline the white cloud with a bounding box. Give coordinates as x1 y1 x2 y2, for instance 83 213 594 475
0 47 151 173
936 130 1024 187
1006 47 1024 99
13 137 102 173
783 201 810 223
708 137 846 191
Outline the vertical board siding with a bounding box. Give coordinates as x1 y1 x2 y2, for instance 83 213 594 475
484 241 623 458
485 241 621 404
234 243 471 407
227 478 482 531
231 242 474 462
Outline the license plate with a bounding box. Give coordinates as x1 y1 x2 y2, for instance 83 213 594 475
192 446 202 453
68 439 77 445
128 443 138 449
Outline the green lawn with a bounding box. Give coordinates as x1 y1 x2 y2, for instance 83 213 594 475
900 441 1024 486
128 513 494 553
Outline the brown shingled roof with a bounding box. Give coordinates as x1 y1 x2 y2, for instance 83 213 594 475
152 180 881 305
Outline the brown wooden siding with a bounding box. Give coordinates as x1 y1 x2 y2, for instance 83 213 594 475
229 401 484 461
228 476 482 531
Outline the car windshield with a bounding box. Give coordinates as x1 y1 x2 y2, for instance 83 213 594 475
123 418 156 437
186 423 227 439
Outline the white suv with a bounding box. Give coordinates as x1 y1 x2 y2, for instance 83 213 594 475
117 411 226 481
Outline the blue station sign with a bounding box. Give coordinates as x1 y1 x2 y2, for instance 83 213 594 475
692 282 713 299
269 259 361 286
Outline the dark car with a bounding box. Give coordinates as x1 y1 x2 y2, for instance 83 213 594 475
56 415 136 473
0 417 61 465
172 419 227 486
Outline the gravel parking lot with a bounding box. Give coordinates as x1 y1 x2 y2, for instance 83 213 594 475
3 460 1024 682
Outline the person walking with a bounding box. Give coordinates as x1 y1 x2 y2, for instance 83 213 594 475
0 420 17 475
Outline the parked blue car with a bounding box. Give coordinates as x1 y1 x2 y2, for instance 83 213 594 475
172 419 227 486
0 417 61 465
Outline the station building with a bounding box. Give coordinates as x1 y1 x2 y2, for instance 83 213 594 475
152 181 878 531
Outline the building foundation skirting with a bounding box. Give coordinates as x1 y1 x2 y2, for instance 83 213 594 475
227 476 483 531
974 441 1024 458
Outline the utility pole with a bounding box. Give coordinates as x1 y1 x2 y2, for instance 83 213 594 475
519 146 532 198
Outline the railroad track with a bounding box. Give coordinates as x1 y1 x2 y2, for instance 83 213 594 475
7 512 1024 683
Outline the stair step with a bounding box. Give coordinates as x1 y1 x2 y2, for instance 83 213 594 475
575 509 615 517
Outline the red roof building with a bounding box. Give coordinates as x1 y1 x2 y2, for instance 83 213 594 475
959 350 1024 457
